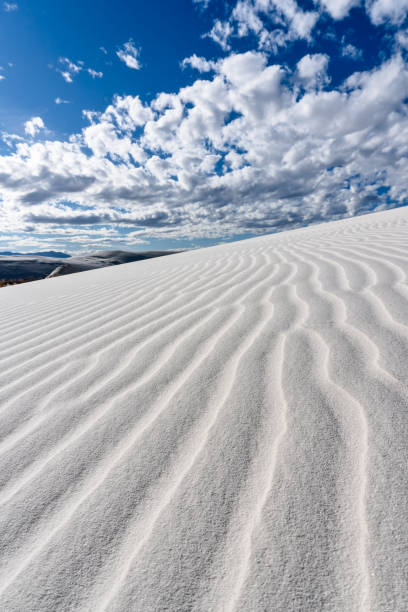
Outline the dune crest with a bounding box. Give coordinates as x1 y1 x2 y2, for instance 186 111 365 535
1 207 407 611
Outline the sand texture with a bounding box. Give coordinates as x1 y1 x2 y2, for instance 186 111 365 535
0 207 407 611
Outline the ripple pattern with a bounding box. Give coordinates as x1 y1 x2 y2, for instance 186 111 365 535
1 208 408 611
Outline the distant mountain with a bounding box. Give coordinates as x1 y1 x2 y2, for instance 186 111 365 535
0 249 179 284
67 250 180 266
0 251 70 258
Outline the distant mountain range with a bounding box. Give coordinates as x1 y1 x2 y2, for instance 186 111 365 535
0 250 179 284
0 251 70 258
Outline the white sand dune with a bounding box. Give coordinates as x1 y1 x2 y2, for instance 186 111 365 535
0 207 408 611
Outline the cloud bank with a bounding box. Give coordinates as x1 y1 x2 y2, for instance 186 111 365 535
0 0 407 250
1 49 408 248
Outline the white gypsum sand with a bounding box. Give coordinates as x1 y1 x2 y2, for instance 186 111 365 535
0 207 407 611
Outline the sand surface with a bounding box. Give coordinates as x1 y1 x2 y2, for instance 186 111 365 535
0 208 407 611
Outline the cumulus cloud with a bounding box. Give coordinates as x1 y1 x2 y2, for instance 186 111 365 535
296 53 330 88
205 20 234 51
24 116 45 137
181 54 217 72
0 75 5 81
1 52 407 247
319 0 408 23
204 0 319 53
1 132 23 147
202 0 408 50
55 97 70 104
366 0 408 25
319 0 360 20
116 40 141 70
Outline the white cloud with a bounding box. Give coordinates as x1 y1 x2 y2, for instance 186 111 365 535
0 53 407 245
87 68 103 78
24 116 45 137
181 54 217 72
395 29 408 50
204 0 319 53
100 46 108 55
55 97 70 104
233 1 264 37
193 0 210 8
269 0 319 40
58 57 83 82
0 75 5 81
116 40 141 70
296 53 330 88
366 0 408 24
319 0 408 23
319 0 360 20
60 71 72 83
199 0 408 58
3 1 17 11
341 43 363 59
202 0 408 52
57 57 103 82
1 132 23 147
205 20 233 51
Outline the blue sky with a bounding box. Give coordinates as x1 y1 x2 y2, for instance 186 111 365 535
0 0 407 253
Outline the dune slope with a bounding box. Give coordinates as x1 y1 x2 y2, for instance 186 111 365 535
0 207 407 611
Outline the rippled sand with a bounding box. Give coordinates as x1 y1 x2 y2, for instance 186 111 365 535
0 207 407 611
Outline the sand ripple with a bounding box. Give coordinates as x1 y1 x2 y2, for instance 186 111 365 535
0 208 407 611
